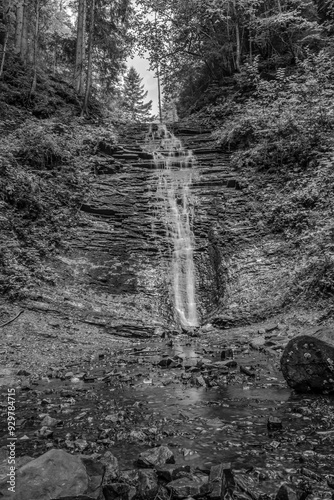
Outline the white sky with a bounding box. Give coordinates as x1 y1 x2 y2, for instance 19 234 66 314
126 54 159 116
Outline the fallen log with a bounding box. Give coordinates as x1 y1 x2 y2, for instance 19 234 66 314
281 327 334 392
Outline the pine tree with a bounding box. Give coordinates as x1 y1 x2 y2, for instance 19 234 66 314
122 66 152 121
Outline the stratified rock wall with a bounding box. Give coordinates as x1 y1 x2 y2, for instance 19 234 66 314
50 123 290 333
176 126 292 327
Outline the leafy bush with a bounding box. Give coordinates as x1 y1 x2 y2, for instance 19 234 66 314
0 117 117 298
210 50 334 310
175 95 238 129
234 56 260 92
214 50 334 172
14 122 71 169
285 255 334 304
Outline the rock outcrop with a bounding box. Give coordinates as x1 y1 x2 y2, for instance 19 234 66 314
53 124 253 331
29 122 297 336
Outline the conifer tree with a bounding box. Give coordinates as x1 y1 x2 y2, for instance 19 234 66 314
122 66 152 121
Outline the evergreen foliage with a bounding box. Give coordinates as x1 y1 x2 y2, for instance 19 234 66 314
121 66 152 121
0 0 133 115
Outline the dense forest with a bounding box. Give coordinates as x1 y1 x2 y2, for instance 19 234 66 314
1 0 334 119
2 2 334 496
1 0 334 305
1 0 334 116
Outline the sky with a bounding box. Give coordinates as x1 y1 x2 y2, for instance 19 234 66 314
126 54 159 116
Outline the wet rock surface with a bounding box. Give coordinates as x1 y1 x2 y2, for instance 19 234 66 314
15 122 279 339
1 324 334 499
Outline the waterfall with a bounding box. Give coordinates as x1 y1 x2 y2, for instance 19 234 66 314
145 124 198 328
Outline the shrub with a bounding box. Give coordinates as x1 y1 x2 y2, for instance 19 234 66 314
234 56 260 92
211 51 334 311
0 116 117 298
285 255 334 304
214 50 334 172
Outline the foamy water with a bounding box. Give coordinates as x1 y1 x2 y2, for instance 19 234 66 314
145 124 198 327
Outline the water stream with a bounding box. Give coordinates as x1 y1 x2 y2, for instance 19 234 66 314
145 124 198 327
4 334 334 487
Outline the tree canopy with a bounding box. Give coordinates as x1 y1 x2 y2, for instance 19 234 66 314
132 0 330 115
1 0 334 118
0 0 134 115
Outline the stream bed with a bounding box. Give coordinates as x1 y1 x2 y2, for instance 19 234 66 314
1 328 334 497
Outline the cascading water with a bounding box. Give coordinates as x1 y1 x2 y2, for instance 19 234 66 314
145 124 198 328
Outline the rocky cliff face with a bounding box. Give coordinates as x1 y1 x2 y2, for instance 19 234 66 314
34 122 291 336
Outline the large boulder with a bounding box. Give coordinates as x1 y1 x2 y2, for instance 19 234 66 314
281 327 334 392
0 448 32 485
0 449 105 500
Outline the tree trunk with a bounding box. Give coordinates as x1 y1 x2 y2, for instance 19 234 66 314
249 12 253 63
80 0 86 94
0 30 8 79
232 0 241 71
74 0 86 94
81 0 95 115
235 21 241 71
0 0 11 78
281 327 334 393
30 0 40 95
74 0 82 90
21 1 28 64
157 65 162 123
53 43 57 74
15 0 24 54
